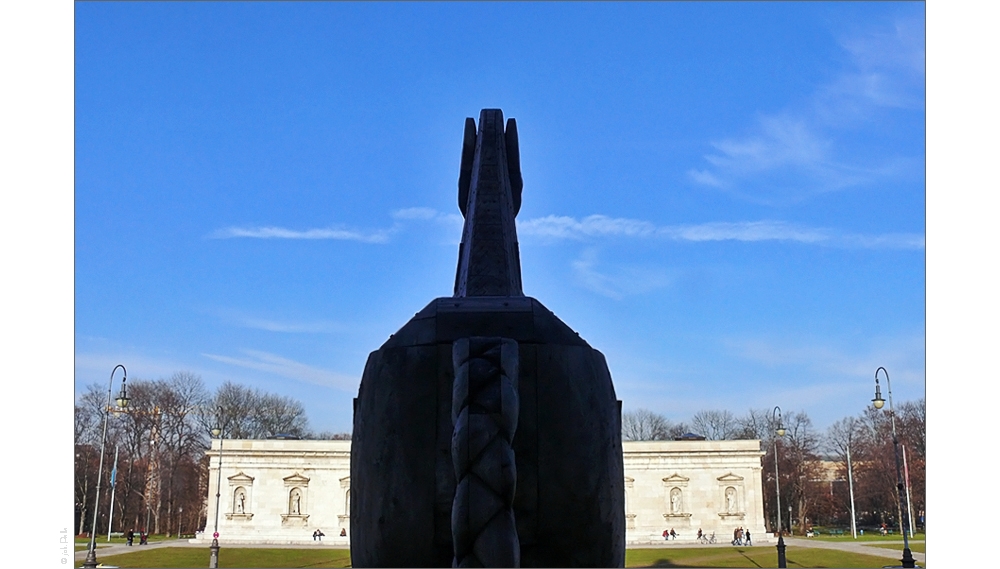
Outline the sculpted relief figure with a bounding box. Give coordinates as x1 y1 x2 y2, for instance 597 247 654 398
670 488 682 514
725 487 737 514
236 489 246 514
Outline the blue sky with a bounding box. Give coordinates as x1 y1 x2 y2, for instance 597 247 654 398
73 2 926 435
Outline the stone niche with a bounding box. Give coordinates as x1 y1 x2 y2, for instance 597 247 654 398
281 473 310 526
226 472 254 521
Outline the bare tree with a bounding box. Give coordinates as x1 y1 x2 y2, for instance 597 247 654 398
76 375 315 537
207 381 310 439
734 408 778 441
622 409 674 441
306 431 353 440
155 372 210 536
691 409 738 440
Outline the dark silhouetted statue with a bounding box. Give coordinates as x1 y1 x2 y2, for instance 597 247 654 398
351 109 624 567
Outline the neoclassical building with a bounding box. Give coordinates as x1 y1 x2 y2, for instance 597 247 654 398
194 438 770 546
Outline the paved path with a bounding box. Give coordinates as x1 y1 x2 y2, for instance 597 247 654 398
783 537 926 566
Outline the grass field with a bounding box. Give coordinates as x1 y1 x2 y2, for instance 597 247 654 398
810 531 926 543
94 546 909 568
97 547 353 568
625 546 914 568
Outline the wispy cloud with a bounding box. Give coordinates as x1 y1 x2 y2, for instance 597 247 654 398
571 248 673 300
207 308 348 334
724 334 925 385
210 225 393 243
209 209 924 251
519 215 658 239
210 207 463 243
202 349 358 391
820 17 925 116
689 17 924 203
518 214 923 250
686 115 877 202
240 318 345 334
75 351 201 385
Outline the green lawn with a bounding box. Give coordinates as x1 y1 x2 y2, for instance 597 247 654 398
626 546 916 568
94 546 909 568
96 547 352 568
811 532 926 543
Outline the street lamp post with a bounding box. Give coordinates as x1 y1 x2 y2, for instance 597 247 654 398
872 367 916 568
209 406 224 569
846 423 859 539
83 365 130 569
772 406 787 569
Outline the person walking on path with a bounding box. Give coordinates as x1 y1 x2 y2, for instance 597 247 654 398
745 529 752 545
670 528 676 540
126 530 134 546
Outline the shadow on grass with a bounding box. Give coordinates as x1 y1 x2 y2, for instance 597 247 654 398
640 560 684 568
736 549 763 567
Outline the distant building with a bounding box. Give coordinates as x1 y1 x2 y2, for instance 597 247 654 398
194 438 769 545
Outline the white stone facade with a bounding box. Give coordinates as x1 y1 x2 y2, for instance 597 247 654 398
623 440 770 544
195 439 769 546
198 439 353 546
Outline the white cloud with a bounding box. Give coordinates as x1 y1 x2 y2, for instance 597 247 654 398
240 317 346 334
571 248 673 300
724 334 926 386
392 207 464 227
75 351 199 385
519 215 657 240
518 214 923 250
391 207 439 220
210 225 393 243
660 220 828 244
207 308 348 334
690 18 924 203
202 349 358 391
209 208 924 252
209 207 465 244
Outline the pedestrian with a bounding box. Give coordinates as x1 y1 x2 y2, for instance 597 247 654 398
697 528 703 540
340 528 347 537
738 527 744 545
139 531 148 545
313 530 319 541
670 528 676 540
126 530 134 546
315 529 325 542
663 529 669 541
745 529 752 546
733 527 739 546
